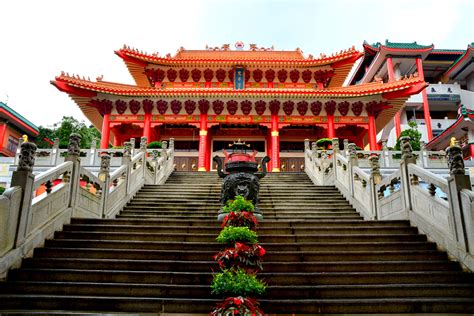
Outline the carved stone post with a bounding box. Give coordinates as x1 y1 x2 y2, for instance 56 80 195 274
161 141 168 160
311 141 317 156
347 143 358 199
446 144 472 251
343 139 349 157
420 140 427 168
304 139 310 151
381 139 389 167
122 141 132 194
369 154 382 219
129 138 135 156
65 133 82 211
98 154 111 218
52 137 60 165
169 138 175 151
332 138 339 155
151 149 160 185
11 142 37 247
140 136 147 153
90 136 97 166
399 136 416 213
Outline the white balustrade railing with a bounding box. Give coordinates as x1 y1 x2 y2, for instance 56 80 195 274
304 138 474 271
0 138 175 279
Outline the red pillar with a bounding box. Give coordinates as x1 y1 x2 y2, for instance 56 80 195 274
100 114 111 149
470 144 474 160
417 57 433 141
204 133 211 171
368 115 377 150
387 57 401 138
266 133 272 171
270 115 280 172
143 113 152 142
113 134 120 147
198 114 208 171
0 122 7 148
327 116 335 139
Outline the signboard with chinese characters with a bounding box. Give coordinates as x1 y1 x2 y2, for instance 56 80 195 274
234 67 245 90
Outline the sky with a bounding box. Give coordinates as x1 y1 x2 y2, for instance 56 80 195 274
0 0 473 128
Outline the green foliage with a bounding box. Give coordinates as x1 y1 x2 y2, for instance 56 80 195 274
216 226 258 245
36 116 101 149
211 268 266 297
0 187 5 195
394 120 422 151
315 138 332 149
222 195 254 213
147 141 162 149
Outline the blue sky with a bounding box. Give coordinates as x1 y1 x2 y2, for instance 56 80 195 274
0 0 472 127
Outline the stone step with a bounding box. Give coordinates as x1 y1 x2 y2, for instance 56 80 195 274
53 231 427 243
22 257 459 273
115 214 365 220
3 281 473 300
9 269 474 286
45 239 437 252
32 247 447 262
62 224 419 235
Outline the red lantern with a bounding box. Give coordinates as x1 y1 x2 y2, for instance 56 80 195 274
129 100 141 114
297 101 308 116
244 69 250 82
203 69 214 82
170 100 182 114
198 99 210 114
167 69 177 82
240 100 252 115
302 69 312 83
289 69 300 83
253 69 263 83
226 100 238 115
142 99 154 114
216 69 226 82
156 100 168 114
352 101 363 116
115 100 127 114
98 99 113 115
283 100 294 115
269 100 280 115
254 100 266 115
212 100 224 115
325 100 336 115
310 101 322 115
191 69 201 82
179 69 189 82
277 69 288 83
184 100 196 114
265 69 275 82
338 101 350 116
228 69 234 82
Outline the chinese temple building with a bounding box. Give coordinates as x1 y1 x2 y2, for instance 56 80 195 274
52 42 427 171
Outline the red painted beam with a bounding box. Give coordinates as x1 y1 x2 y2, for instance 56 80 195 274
381 82 427 99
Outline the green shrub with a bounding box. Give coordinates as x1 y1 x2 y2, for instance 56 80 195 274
211 268 266 297
222 195 254 213
316 138 332 149
147 141 162 149
0 187 5 195
216 226 258 245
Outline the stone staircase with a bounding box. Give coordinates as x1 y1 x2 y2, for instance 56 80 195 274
0 172 473 314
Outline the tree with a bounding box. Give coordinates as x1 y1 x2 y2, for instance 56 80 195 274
36 116 101 149
394 120 422 151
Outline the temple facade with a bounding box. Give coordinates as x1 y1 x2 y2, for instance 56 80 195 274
52 42 426 171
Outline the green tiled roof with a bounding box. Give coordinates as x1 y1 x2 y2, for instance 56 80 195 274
432 48 464 53
366 40 433 50
446 44 474 74
0 102 39 133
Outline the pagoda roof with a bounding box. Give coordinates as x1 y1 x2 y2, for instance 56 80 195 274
115 45 362 88
363 40 434 53
444 43 474 80
52 73 427 136
425 104 473 150
0 102 39 136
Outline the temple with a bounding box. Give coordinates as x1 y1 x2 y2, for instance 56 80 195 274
52 42 427 171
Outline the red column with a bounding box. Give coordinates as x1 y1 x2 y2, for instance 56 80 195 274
100 114 111 149
204 133 211 171
368 115 377 150
327 115 335 139
198 114 208 171
388 57 401 138
416 57 433 141
113 134 120 147
143 113 152 142
470 144 474 160
270 115 280 172
0 122 7 148
266 133 272 171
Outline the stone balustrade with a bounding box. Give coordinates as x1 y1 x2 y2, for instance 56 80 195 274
0 135 175 279
305 137 474 271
